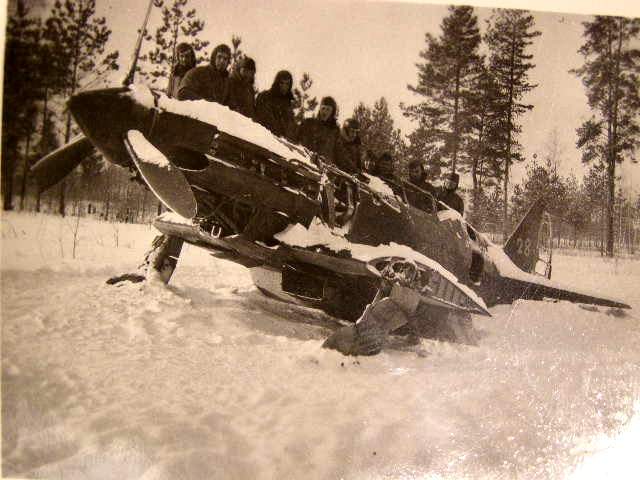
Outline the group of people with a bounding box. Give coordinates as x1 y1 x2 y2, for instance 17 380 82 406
407 161 464 216
168 42 463 216
168 42 363 175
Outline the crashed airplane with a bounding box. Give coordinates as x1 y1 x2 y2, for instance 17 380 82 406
31 83 631 355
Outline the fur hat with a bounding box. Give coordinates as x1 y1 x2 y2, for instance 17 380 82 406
177 43 192 53
270 70 294 99
173 43 196 72
321 96 337 110
319 96 338 122
210 44 231 64
241 56 256 72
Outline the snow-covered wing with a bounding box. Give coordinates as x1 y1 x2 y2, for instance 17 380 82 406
128 84 318 170
486 243 630 309
275 217 490 315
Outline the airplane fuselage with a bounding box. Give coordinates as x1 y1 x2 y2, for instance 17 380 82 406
58 85 629 316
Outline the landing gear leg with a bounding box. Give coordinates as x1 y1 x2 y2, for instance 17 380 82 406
141 234 184 284
322 284 420 356
406 312 422 346
106 234 184 285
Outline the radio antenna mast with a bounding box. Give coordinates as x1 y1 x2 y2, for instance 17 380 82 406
122 0 155 86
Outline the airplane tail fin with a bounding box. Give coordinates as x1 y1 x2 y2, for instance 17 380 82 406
503 198 550 275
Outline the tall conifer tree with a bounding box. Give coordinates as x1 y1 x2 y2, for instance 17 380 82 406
572 16 640 256
44 0 119 215
138 0 209 87
465 61 503 220
404 123 447 179
352 98 405 171
403 5 481 173
2 0 43 210
484 8 541 237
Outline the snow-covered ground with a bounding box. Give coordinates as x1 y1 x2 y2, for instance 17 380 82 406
2 212 639 480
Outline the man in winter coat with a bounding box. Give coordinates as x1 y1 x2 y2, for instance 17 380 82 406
295 96 340 164
334 118 362 174
407 160 437 211
437 171 464 216
255 70 296 139
227 57 256 119
167 43 196 98
369 151 397 183
177 44 231 103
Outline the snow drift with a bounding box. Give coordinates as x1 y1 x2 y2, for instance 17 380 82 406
2 212 640 479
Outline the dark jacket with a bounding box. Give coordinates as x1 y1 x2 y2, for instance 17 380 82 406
334 132 362 174
177 65 229 103
296 117 340 164
255 90 295 138
407 176 437 211
168 43 196 98
168 65 192 99
438 188 464 216
255 71 295 139
227 72 256 118
410 176 437 196
368 153 396 184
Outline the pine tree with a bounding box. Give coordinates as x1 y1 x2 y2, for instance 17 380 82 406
229 34 244 75
582 163 608 254
465 61 503 218
292 73 318 123
44 0 119 215
511 159 567 222
484 8 541 237
352 98 405 172
402 5 481 173
30 7 73 212
472 185 504 235
404 123 447 179
2 0 43 210
34 112 61 212
572 16 640 256
138 0 209 87
564 175 589 247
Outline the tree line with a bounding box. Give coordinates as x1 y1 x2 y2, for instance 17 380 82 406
3 0 119 216
399 5 639 256
2 1 639 255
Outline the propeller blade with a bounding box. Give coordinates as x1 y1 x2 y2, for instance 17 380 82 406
30 134 96 191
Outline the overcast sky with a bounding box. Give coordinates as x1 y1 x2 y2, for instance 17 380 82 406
9 0 640 190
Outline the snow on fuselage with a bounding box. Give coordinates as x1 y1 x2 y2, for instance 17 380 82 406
71 84 630 312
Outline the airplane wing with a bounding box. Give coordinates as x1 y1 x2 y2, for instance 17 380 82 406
486 243 630 309
152 213 492 318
